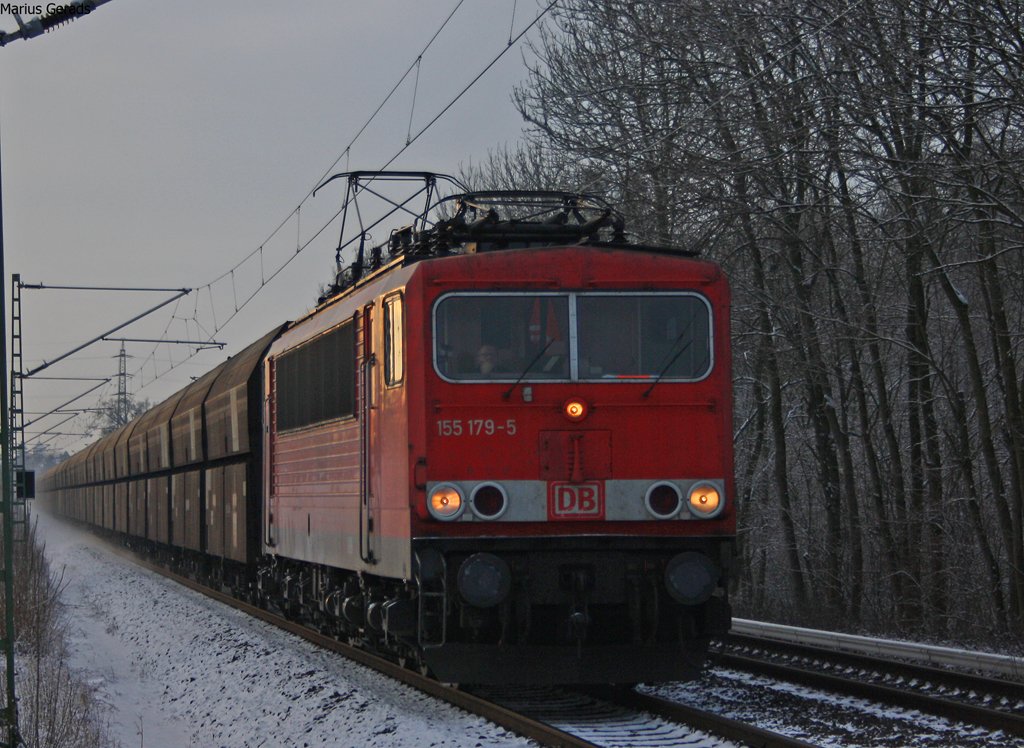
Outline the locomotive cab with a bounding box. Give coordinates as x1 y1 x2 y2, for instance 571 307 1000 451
406 232 735 684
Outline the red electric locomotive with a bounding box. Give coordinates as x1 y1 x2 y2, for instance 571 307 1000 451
42 176 734 684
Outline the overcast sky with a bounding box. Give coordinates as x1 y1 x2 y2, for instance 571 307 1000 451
0 0 540 454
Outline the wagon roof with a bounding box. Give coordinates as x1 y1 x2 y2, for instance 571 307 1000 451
171 362 223 417
206 325 286 399
135 389 187 434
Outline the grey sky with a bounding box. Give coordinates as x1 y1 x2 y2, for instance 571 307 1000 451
0 0 536 454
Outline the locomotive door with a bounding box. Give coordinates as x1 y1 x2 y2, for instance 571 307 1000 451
358 304 379 564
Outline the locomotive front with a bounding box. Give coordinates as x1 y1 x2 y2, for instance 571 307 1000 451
407 243 734 684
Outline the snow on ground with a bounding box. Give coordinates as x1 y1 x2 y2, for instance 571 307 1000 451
34 511 536 748
38 507 1011 748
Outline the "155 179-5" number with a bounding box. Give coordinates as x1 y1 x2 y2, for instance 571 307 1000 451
436 418 517 437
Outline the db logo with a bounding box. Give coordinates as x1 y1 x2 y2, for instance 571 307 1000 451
548 481 605 520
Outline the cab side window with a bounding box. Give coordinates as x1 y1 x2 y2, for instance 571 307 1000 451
384 293 404 386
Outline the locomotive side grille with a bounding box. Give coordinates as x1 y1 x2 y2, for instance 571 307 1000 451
275 323 355 431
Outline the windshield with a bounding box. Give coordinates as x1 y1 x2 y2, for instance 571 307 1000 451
434 292 711 382
435 294 571 380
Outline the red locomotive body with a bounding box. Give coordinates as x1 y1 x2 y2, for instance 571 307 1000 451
40 186 734 684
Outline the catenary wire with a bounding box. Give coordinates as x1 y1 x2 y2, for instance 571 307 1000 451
125 1 559 400
45 2 557 451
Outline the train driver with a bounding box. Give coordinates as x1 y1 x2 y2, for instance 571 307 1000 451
475 344 499 375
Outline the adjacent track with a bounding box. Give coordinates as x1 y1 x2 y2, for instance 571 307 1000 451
732 618 1024 679
724 619 1024 737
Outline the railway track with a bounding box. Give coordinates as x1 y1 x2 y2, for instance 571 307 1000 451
472 685 817 747
107 542 815 747
721 618 1024 738
85 531 1024 746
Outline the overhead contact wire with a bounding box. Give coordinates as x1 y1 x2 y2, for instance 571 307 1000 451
166 2 554 347
127 1 556 396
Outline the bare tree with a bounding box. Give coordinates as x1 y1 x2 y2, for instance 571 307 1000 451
499 0 1024 643
88 394 151 437
1 520 112 747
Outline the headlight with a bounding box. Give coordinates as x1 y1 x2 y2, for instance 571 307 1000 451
665 551 719 605
563 397 588 422
428 483 465 521
470 482 508 520
458 553 511 607
645 482 682 519
687 482 723 518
